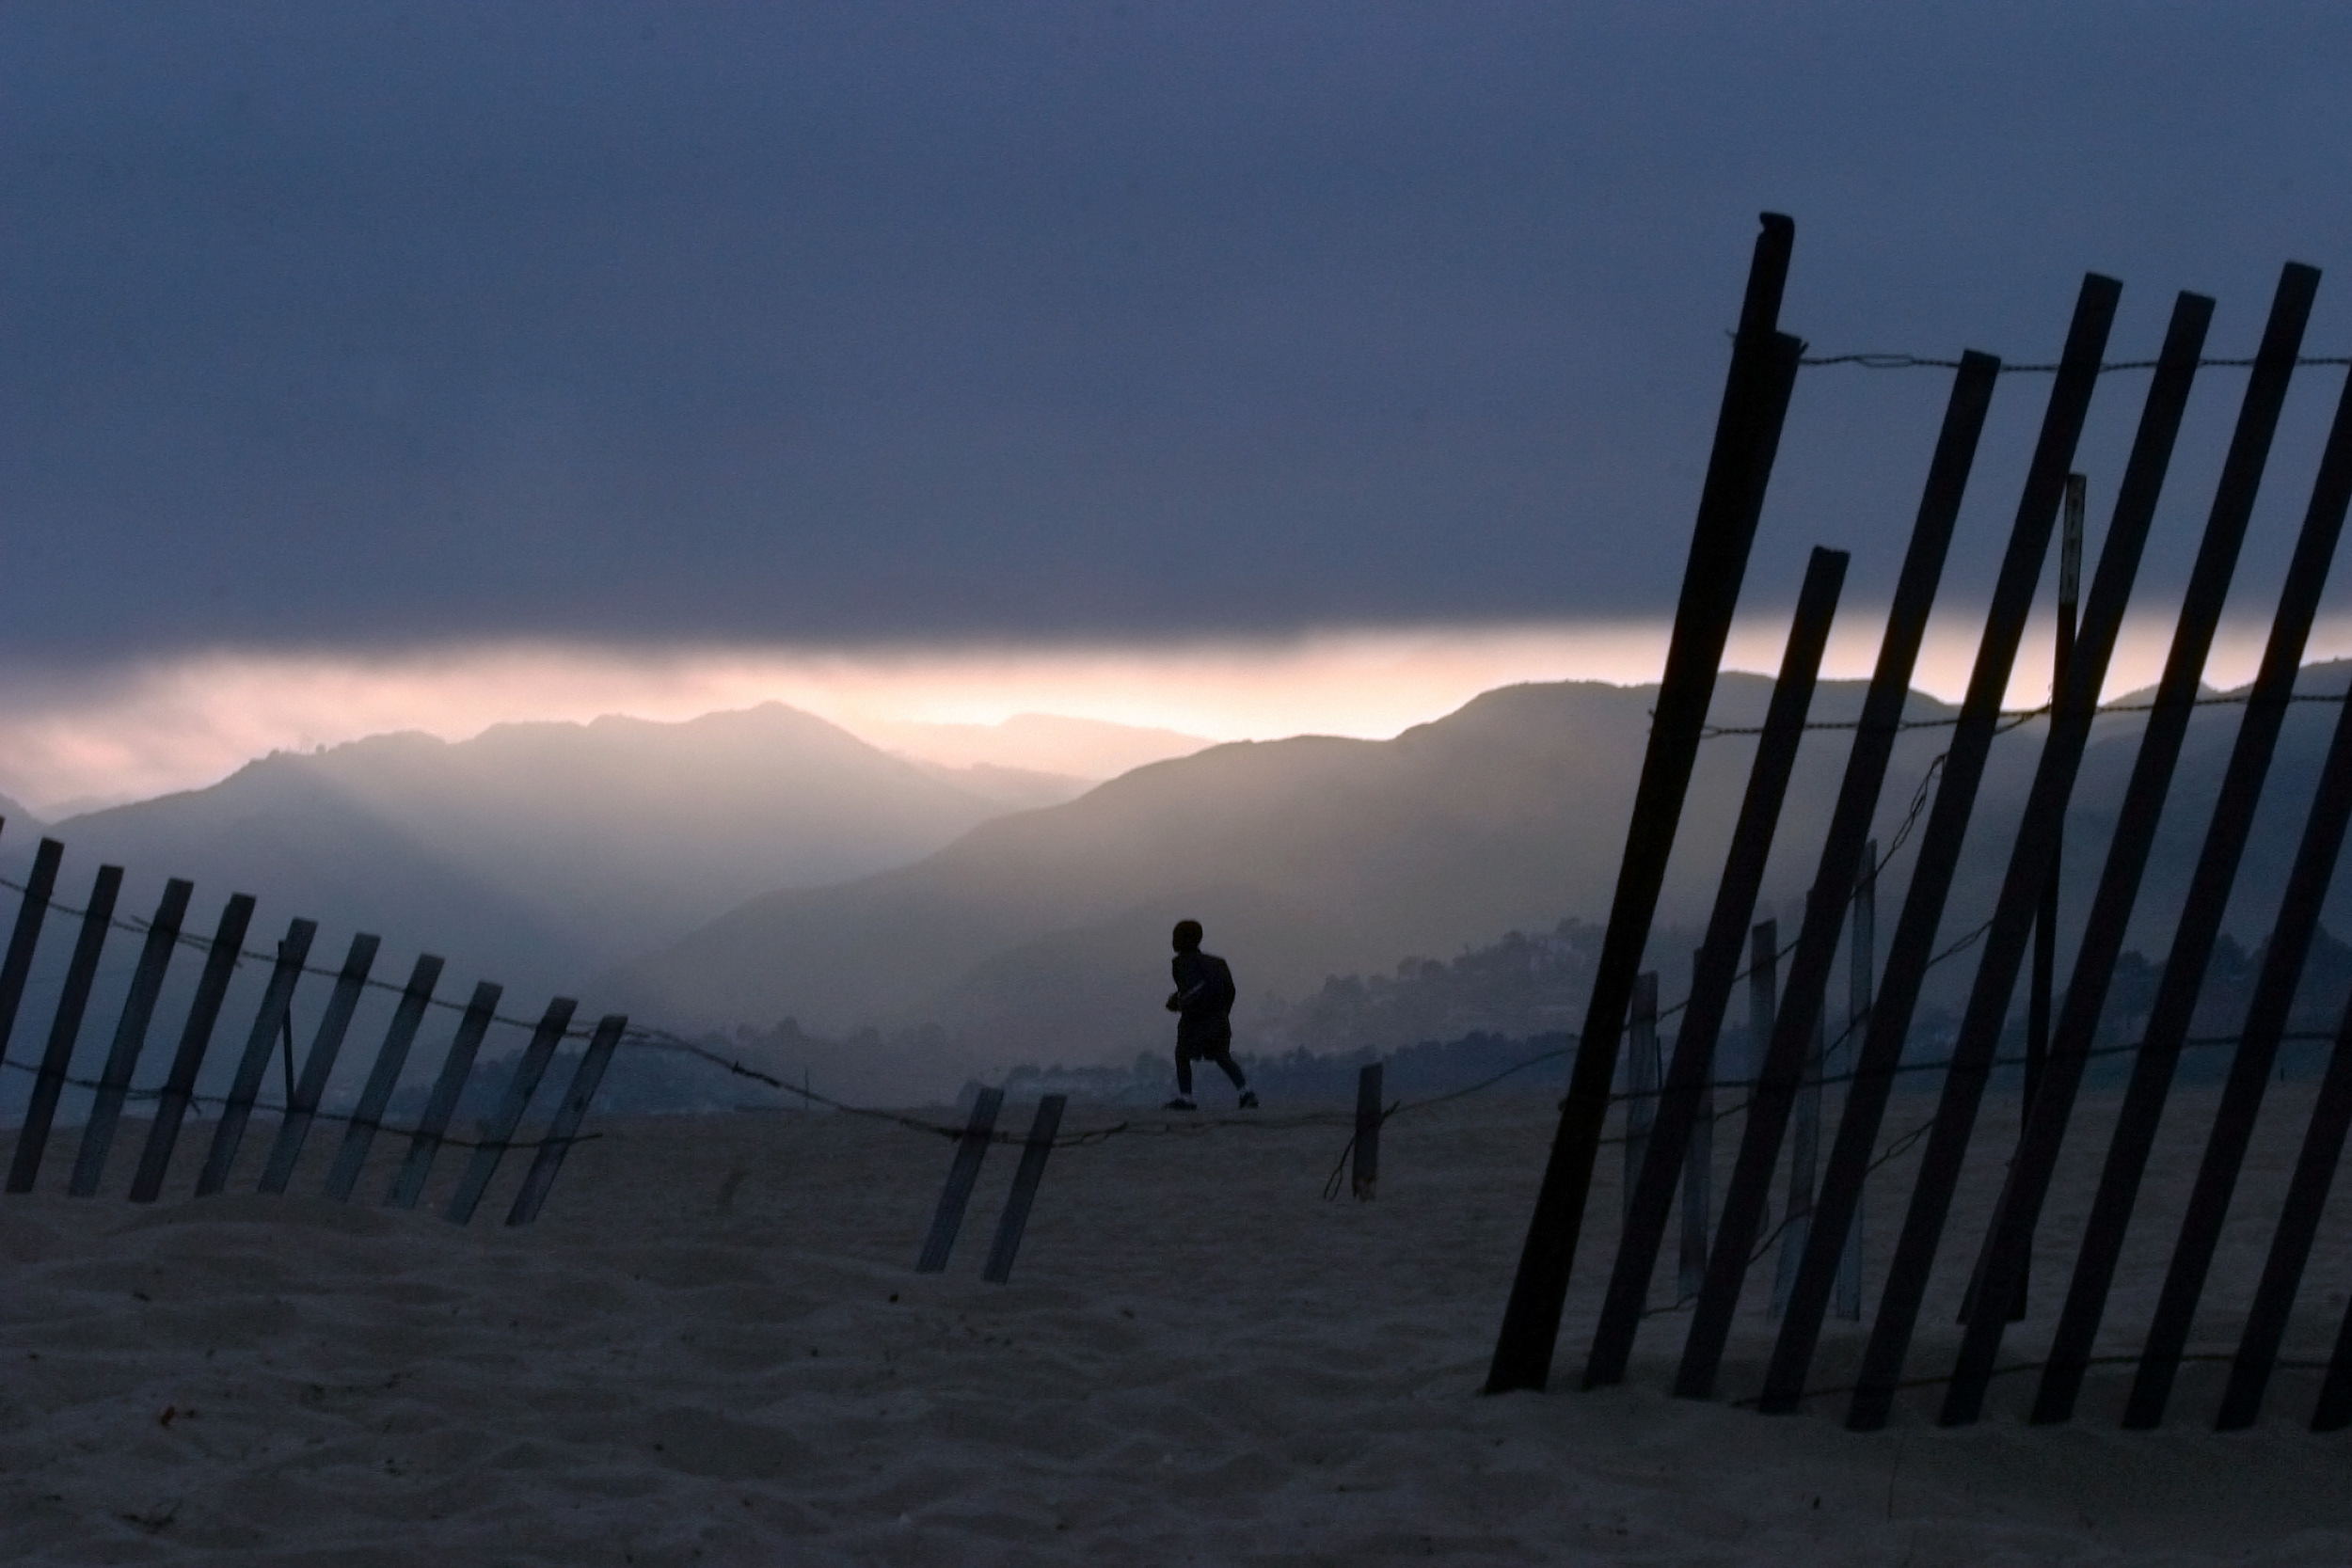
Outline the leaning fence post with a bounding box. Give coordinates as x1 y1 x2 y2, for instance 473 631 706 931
385 981 501 1209
982 1094 1068 1283
196 921 316 1196
1772 993 1825 1319
505 1012 628 1226
1945 263 2317 1428
445 996 576 1224
7 864 123 1195
322 954 443 1200
258 932 381 1195
1622 977 1659 1220
130 893 257 1202
1486 213 1800 1396
1835 844 1874 1323
69 878 193 1196
0 838 63 1072
1845 286 2205 1433
2218 985 2352 1429
2130 616 2352 1429
2037 306 2352 1427
916 1087 1005 1273
1584 549 1848 1389
1353 1061 1385 1200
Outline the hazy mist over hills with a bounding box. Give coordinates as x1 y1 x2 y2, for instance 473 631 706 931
611 661 2352 1094
0 702 1068 1008
9 662 2352 1111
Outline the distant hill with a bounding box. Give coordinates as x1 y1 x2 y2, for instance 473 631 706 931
851 712 1213 779
610 661 2352 1081
2 702 1040 1006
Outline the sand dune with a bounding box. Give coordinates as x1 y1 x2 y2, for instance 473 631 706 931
1 1086 2348 1563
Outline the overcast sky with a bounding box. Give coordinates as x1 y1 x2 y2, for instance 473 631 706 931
5 3 2352 802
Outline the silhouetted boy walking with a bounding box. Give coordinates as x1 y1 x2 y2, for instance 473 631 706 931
1166 919 1256 1111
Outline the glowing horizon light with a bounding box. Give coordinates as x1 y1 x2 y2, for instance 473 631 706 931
0 609 2345 818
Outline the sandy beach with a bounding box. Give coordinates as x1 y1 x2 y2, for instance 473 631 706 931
2 1085 2349 1565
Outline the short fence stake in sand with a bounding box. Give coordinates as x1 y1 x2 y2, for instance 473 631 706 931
916 1086 1004 1274
982 1093 1068 1283
1353 1062 1384 1200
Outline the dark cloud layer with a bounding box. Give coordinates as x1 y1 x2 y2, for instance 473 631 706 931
6 2 2351 662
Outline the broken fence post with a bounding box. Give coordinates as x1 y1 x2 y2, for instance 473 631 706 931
916 1086 1004 1274
982 1093 1068 1283
1352 1061 1384 1200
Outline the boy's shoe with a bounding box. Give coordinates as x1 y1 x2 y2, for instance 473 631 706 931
1163 1097 1199 1112
1237 1090 1260 1109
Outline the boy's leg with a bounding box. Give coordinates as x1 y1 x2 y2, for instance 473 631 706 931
1211 1048 1247 1089
1174 1043 1197 1097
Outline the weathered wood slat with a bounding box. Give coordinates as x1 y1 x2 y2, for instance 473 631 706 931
1581 544 1839 1386
129 895 256 1202
444 996 575 1224
1763 289 2114 1418
322 954 443 1201
1848 286 2207 1432
1946 263 2316 1426
385 981 501 1209
505 1012 627 1226
257 933 380 1195
0 838 64 1071
196 921 316 1196
982 1094 1069 1283
1486 213 1799 1395
7 864 123 1194
69 879 193 1196
1351 1061 1384 1200
916 1087 1005 1274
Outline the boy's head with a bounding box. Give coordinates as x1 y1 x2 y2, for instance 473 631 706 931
1171 919 1204 953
